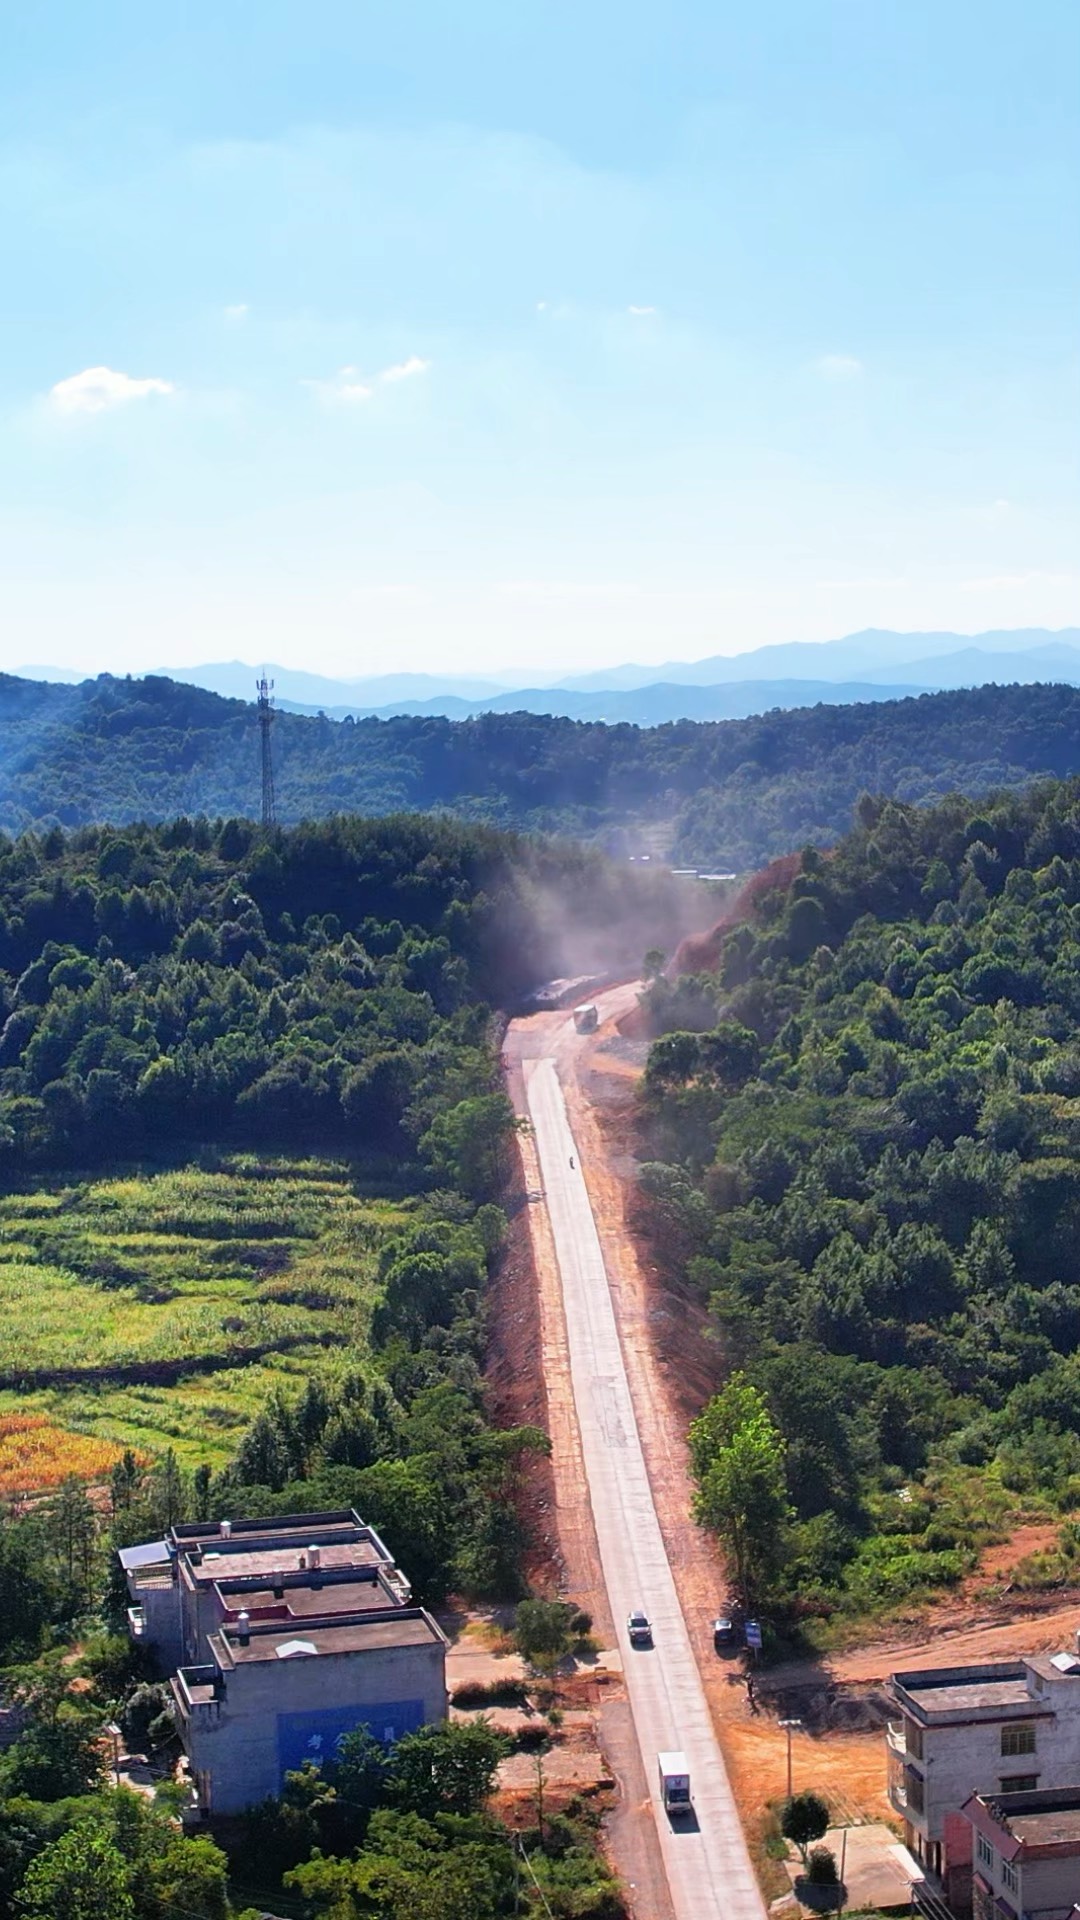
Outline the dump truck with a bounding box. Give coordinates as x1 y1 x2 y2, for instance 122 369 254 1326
572 1003 599 1033
658 1751 691 1815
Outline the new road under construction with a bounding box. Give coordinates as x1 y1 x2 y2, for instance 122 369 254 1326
509 982 767 1920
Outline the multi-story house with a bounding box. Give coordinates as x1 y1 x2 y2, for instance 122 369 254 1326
888 1654 1080 1893
963 1785 1080 1920
118 1508 447 1816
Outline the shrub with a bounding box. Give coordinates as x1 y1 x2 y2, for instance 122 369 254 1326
450 1678 529 1709
807 1845 839 1885
119 1682 173 1752
514 1723 552 1753
514 1598 576 1671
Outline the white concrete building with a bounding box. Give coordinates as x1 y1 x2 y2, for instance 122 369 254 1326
173 1604 447 1815
119 1510 447 1816
888 1656 1080 1893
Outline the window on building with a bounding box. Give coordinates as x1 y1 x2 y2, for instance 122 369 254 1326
905 1769 925 1814
905 1719 924 1760
976 1833 995 1872
1000 1724 1036 1757
1001 1859 1019 1898
999 1775 1038 1794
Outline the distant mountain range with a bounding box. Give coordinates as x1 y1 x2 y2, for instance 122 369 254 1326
16 627 1080 727
553 628 1080 692
285 679 928 725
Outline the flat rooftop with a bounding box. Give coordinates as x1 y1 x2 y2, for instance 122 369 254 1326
210 1610 442 1666
907 1677 1034 1714
186 1539 384 1584
894 1663 1042 1719
1008 1805 1080 1846
173 1509 365 1545
224 1581 392 1619
978 1789 1080 1849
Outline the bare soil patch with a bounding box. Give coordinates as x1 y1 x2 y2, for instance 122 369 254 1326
978 1521 1062 1580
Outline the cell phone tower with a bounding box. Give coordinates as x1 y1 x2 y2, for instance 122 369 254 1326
256 673 276 827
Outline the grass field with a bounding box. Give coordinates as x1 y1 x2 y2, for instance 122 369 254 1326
0 1159 409 1472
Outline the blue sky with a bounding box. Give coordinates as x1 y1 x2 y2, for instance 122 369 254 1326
2 0 1078 679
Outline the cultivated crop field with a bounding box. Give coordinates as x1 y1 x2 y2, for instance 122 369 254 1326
0 1413 131 1498
0 1159 408 1472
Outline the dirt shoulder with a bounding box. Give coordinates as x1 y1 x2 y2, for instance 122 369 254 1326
497 1016 610 1628
496 1012 674 1920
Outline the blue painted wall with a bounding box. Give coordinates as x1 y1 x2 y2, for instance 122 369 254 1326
276 1698 425 1780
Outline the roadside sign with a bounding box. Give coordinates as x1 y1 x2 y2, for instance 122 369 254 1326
745 1619 763 1650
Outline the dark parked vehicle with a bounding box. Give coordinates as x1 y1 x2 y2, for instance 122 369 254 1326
713 1615 739 1650
627 1609 653 1647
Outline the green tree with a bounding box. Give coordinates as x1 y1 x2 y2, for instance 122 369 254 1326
331 1723 389 1838
419 1095 516 1202
386 1722 507 1820
689 1375 792 1606
287 1809 511 1920
142 1835 230 1920
17 1822 133 1920
0 1655 105 1800
782 1790 831 1864
43 1477 98 1606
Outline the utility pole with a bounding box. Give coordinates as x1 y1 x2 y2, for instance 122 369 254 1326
779 1717 803 1802
256 673 276 828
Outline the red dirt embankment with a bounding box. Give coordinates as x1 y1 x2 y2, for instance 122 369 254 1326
673 852 803 975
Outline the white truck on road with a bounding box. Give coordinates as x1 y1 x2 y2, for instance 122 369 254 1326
572 1002 599 1033
658 1751 692 1816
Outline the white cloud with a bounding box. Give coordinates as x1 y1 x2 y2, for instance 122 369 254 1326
627 304 656 315
815 353 864 381
304 355 430 405
224 302 249 323
536 300 548 311
49 365 175 414
302 366 373 405
379 355 430 384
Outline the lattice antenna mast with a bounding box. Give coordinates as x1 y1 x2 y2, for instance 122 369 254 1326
256 673 276 827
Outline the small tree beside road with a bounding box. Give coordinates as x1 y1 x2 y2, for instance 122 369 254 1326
781 1790 831 1864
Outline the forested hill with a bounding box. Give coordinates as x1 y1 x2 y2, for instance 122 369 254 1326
7 670 1080 869
641 777 1080 1624
0 812 681 1174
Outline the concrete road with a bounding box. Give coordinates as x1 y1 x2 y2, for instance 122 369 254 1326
523 1006 766 1920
